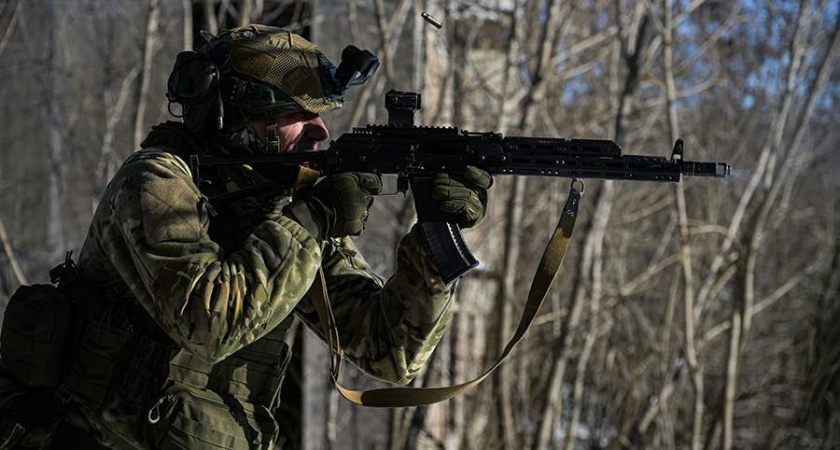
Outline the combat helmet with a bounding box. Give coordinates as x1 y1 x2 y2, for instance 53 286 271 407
166 24 378 150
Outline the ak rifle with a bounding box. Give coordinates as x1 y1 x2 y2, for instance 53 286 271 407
190 90 731 284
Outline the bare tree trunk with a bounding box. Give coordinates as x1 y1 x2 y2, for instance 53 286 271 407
182 0 194 50
805 219 840 442
533 281 587 450
445 309 465 450
637 0 705 440
0 0 21 59
132 0 161 148
303 331 330 450
217 0 230 31
663 1 704 448
96 67 140 206
387 408 405 450
204 0 218 35
44 4 65 257
499 3 576 448
520 1 581 446
722 309 742 450
515 0 571 132
537 5 650 450
253 0 264 22
563 244 607 450
411 1 425 94
563 319 607 450
811 221 840 383
346 0 412 129
454 6 520 447
494 176 524 450
0 214 26 288
325 388 339 450
443 14 464 448
373 0 395 83
637 276 679 437
238 0 252 26
405 349 442 450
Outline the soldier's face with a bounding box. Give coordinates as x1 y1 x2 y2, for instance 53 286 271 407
253 109 330 154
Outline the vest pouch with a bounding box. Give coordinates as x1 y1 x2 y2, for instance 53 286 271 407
144 382 280 450
0 284 73 388
58 294 143 407
169 324 293 410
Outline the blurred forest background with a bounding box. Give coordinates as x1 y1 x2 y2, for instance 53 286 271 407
1 0 839 449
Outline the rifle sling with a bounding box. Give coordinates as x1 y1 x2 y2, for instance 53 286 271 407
308 186 581 408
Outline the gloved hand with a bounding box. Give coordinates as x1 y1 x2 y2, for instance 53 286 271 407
431 166 493 229
285 172 382 240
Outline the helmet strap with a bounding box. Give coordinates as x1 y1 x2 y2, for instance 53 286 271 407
265 121 281 154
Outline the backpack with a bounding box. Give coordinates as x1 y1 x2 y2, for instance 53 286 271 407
0 253 81 448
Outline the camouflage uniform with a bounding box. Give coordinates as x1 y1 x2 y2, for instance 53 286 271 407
50 123 455 449
1 26 489 449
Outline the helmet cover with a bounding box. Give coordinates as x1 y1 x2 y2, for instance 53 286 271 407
208 25 343 114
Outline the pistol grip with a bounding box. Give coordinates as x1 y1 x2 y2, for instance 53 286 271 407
410 177 479 284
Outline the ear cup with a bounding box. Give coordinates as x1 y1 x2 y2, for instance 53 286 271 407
166 51 223 130
166 51 219 103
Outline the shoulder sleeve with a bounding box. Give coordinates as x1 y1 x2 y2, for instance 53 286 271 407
101 150 322 363
297 226 455 384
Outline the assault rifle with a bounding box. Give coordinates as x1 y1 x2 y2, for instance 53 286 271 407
190 90 731 284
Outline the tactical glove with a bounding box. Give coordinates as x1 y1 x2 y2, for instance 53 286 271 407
431 166 493 229
285 172 382 240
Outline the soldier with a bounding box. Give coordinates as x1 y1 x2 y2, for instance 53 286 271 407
0 25 491 449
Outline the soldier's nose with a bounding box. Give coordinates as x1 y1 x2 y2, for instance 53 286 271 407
306 116 329 143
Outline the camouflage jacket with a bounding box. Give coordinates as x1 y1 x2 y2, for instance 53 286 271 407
55 123 455 449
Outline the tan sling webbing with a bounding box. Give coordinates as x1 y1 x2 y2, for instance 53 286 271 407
309 186 581 407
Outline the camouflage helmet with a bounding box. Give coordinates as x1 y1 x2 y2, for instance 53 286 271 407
167 24 377 136
210 24 344 114
166 25 346 133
